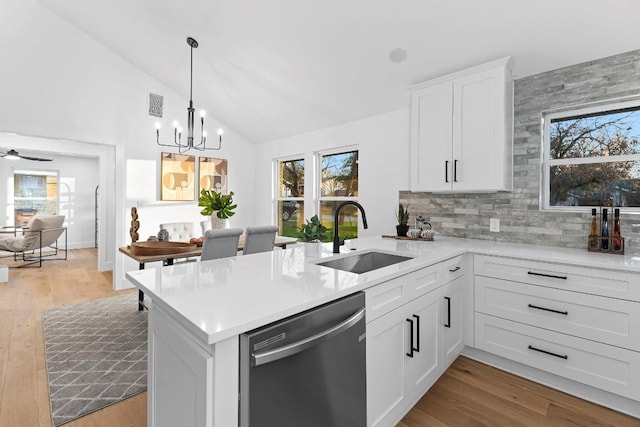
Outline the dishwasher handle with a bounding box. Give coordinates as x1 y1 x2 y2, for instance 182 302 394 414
252 307 365 367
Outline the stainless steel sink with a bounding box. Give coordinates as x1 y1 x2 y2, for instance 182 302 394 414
315 251 413 274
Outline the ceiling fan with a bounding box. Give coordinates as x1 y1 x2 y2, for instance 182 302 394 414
0 149 52 161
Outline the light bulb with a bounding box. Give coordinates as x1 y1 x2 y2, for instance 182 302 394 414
177 127 183 134
217 128 224 136
172 121 179 129
155 122 162 130
200 110 206 118
202 130 208 137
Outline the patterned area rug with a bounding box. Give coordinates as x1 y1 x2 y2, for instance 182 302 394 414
43 294 147 426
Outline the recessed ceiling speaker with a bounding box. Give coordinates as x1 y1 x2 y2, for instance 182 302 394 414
389 48 408 63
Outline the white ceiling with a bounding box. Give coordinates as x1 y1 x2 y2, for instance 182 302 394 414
35 0 640 144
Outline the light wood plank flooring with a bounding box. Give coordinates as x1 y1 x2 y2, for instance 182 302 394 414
1 249 638 426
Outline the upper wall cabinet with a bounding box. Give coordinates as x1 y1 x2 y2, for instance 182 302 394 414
410 57 514 192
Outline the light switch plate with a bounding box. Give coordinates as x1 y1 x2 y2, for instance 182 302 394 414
490 218 500 232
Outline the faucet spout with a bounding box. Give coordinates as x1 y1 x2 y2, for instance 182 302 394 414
333 201 368 253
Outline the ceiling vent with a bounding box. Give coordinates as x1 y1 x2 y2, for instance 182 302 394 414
148 93 163 118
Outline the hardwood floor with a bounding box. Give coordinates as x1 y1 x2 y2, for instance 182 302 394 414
398 357 640 427
0 248 145 427
1 249 638 426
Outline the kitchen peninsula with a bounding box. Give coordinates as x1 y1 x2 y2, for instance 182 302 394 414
126 236 640 427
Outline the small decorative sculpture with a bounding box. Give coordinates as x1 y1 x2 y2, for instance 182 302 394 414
157 228 169 241
130 207 140 243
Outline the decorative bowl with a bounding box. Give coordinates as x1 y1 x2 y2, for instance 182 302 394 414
130 241 197 256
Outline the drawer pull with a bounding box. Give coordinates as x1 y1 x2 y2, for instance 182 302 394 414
527 304 568 316
406 315 420 357
448 266 461 273
444 296 451 328
445 160 449 183
527 271 568 280
414 314 420 353
527 345 568 360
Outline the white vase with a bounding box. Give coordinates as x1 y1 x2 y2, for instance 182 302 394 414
303 241 321 257
210 214 230 230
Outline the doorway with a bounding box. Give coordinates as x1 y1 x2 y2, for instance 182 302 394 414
0 132 116 273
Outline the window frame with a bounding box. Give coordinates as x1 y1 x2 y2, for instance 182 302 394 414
541 98 640 212
316 146 359 238
273 155 306 234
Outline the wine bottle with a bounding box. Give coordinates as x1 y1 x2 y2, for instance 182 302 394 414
588 208 598 249
613 208 622 250
601 208 609 250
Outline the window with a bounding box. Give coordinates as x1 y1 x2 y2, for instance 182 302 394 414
318 149 359 241
542 101 640 210
13 169 59 226
275 158 305 237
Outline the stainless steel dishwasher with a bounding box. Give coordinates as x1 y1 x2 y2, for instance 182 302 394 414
239 292 366 427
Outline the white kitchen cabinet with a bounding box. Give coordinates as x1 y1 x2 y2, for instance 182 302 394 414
147 303 239 427
148 307 213 427
366 256 468 427
475 313 640 401
474 254 640 402
410 57 513 192
367 288 441 427
441 276 464 368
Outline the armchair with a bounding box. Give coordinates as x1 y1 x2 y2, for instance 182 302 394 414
0 215 67 267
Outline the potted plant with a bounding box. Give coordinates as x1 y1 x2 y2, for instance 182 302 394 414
298 215 327 256
198 189 237 229
396 203 409 237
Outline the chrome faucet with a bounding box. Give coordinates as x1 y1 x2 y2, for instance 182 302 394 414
333 201 368 253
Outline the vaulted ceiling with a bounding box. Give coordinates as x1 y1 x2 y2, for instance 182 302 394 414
35 0 640 144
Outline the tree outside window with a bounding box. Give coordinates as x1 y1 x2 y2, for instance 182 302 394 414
276 158 304 237
319 150 359 241
544 103 640 209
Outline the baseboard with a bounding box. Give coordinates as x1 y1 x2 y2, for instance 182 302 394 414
65 241 96 249
461 346 640 419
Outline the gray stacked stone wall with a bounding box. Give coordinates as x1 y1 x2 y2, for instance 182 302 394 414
400 50 640 253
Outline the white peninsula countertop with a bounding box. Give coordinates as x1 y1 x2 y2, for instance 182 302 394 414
125 236 640 346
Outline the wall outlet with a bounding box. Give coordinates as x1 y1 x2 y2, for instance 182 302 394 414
489 218 500 232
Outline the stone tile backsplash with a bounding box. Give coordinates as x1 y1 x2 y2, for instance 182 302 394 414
400 49 640 255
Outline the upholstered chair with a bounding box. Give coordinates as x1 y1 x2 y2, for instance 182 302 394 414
200 228 243 261
159 222 195 242
0 214 67 267
243 225 279 255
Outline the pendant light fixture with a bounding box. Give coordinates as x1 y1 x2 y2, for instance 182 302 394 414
155 37 223 153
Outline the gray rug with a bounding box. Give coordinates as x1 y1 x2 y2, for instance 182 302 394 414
43 294 147 426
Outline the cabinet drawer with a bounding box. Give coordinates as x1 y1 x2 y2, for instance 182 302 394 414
365 263 442 323
475 313 640 401
476 276 640 352
441 255 464 283
474 255 640 302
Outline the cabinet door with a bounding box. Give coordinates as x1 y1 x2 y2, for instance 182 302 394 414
148 308 213 427
410 81 453 191
441 276 464 368
367 304 409 427
404 290 441 398
453 66 512 191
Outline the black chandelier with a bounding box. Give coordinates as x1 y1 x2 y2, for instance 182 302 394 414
155 37 223 153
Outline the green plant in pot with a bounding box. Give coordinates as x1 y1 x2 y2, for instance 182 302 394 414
298 214 328 242
396 203 409 237
198 189 237 229
298 214 327 256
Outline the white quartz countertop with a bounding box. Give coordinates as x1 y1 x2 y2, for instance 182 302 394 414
125 236 640 345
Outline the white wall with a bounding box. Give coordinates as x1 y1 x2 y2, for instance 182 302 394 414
0 150 99 249
0 0 257 289
255 109 410 237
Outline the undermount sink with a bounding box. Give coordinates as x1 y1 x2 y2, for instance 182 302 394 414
315 250 413 274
